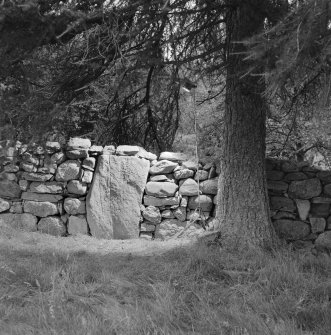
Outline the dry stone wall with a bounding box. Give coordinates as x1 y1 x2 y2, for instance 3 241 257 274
0 138 99 236
140 152 217 240
267 159 331 250
0 137 331 250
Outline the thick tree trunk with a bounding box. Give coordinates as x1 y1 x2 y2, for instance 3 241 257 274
216 1 278 249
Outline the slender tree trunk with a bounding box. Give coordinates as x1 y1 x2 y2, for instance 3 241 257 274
216 1 278 249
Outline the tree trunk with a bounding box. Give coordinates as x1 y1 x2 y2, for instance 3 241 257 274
216 1 278 249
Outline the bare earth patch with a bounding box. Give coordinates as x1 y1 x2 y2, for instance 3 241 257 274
0 226 194 256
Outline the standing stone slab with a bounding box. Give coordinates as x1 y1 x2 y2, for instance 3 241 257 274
87 155 149 239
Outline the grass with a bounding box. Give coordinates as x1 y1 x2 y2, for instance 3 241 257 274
0 236 330 335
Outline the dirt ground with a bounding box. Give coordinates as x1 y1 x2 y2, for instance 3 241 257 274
0 226 195 256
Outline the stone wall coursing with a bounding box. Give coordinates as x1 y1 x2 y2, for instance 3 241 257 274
0 137 330 250
139 152 217 240
266 159 331 250
0 138 98 235
0 140 157 237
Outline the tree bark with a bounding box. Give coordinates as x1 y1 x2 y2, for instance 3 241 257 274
216 1 278 249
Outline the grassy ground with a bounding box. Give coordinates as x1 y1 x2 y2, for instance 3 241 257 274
0 230 330 334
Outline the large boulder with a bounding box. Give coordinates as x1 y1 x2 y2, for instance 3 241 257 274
38 216 66 236
23 201 58 217
145 181 178 197
0 213 38 232
288 178 322 199
87 155 149 239
0 180 21 199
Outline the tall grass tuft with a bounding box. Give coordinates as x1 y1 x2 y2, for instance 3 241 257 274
0 241 330 334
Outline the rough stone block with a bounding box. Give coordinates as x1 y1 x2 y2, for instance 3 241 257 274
24 201 58 217
116 145 140 156
145 181 178 197
288 178 322 199
143 195 180 207
270 196 296 212
68 215 88 235
174 169 194 180
67 138 91 150
29 181 65 194
0 180 21 199
21 192 63 202
66 149 88 159
159 152 188 162
149 160 178 175
38 216 66 236
64 198 86 215
309 217 326 233
142 206 161 224
82 157 96 171
273 220 310 240
188 195 213 211
67 180 87 195
55 160 81 181
200 178 218 195
179 178 199 196
267 181 288 193
22 172 53 182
